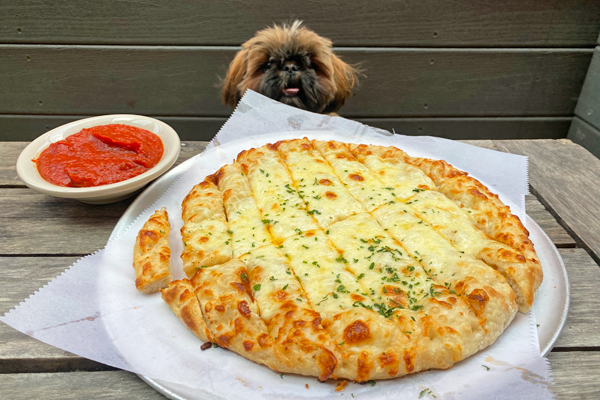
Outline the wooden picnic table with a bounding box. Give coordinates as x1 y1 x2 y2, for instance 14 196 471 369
1 138 600 399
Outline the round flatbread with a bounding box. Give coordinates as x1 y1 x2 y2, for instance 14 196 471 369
158 138 542 382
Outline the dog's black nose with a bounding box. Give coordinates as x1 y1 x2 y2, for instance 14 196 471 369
282 62 298 74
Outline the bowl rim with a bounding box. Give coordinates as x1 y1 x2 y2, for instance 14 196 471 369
16 114 181 200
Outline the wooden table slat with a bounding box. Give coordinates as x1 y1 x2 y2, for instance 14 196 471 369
548 352 600 399
1 352 599 400
0 217 117 255
0 371 166 399
526 196 575 247
554 249 600 348
0 142 27 186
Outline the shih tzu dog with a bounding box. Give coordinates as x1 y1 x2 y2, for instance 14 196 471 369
221 21 359 114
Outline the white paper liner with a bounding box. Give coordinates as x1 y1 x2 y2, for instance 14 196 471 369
1 91 554 399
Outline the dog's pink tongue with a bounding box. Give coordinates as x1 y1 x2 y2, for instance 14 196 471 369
283 88 300 95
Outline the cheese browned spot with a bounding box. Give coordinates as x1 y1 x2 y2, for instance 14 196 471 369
403 350 415 373
238 301 252 318
466 288 490 316
379 351 400 376
356 351 374 383
343 320 371 344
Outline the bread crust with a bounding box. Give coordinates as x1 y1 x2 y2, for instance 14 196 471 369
132 207 172 293
153 138 541 382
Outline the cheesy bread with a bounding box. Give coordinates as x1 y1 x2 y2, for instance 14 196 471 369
155 138 542 382
132 207 172 294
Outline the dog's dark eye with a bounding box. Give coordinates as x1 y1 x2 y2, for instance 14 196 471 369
264 62 272 70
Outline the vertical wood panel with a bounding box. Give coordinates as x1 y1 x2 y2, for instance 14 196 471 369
568 116 600 158
575 47 600 130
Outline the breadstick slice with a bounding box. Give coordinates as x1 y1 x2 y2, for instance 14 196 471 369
180 178 233 277
193 260 273 365
160 279 211 342
132 207 173 294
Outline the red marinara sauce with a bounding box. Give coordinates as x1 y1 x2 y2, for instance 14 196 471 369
35 124 164 187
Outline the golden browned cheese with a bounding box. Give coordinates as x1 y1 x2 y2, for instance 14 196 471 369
158 138 541 382
132 207 172 294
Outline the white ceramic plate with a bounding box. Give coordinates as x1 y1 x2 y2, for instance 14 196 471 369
16 114 181 204
110 135 569 400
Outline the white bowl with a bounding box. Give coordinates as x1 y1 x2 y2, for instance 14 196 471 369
16 114 181 204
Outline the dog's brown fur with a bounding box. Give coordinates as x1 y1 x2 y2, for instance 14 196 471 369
222 21 359 114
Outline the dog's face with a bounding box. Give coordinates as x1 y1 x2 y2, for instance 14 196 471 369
222 21 358 114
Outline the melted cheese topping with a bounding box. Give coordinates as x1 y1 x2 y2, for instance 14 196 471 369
279 229 374 316
372 203 512 299
277 139 363 227
217 163 271 257
408 190 517 258
314 141 400 211
241 245 305 323
356 154 435 200
327 213 434 311
238 146 318 241
180 181 232 277
182 139 519 317
180 219 232 277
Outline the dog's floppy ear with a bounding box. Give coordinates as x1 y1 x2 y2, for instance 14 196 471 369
323 55 360 114
221 48 249 108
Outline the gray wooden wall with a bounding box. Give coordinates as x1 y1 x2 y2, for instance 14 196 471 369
1 1 599 141
568 34 600 158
